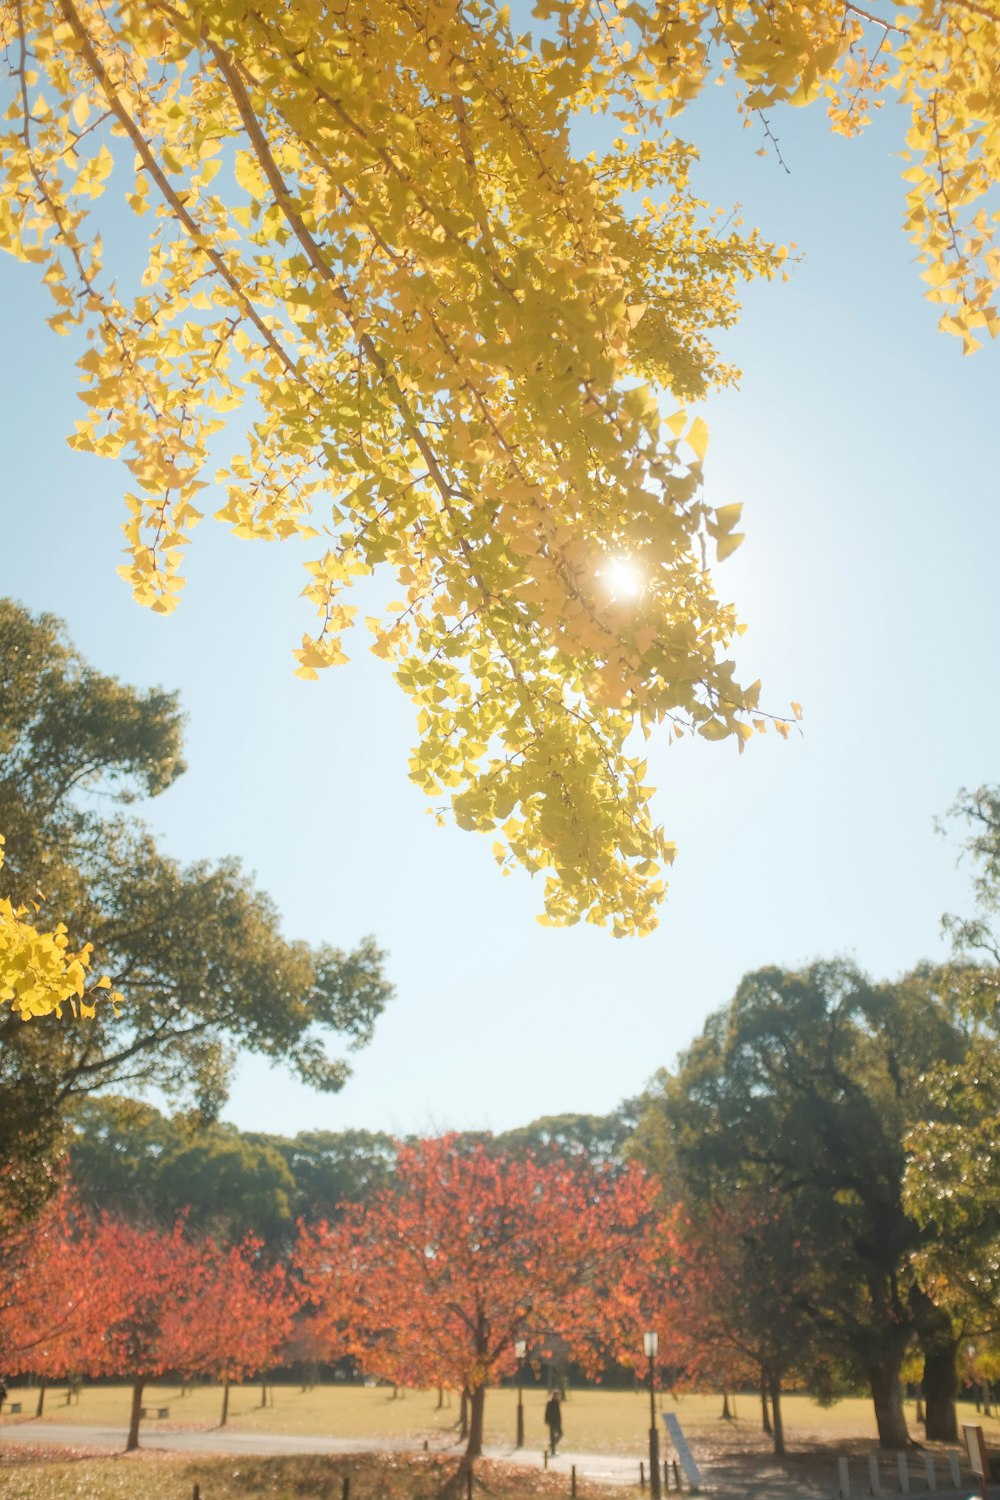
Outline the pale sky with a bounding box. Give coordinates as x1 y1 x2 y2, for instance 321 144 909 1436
3 85 998 1138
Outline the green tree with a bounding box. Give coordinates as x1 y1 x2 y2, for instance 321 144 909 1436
67 1096 171 1217
942 787 1000 973
494 1107 641 1169
905 1036 1000 1310
663 1191 821 1454
0 599 392 1225
901 789 1000 1432
154 1129 298 1248
648 960 970 1448
69 1097 299 1248
0 600 184 905
263 1128 397 1221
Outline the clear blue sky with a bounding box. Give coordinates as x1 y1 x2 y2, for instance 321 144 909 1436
3 85 998 1137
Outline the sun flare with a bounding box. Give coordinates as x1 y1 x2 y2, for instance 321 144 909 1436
600 556 644 603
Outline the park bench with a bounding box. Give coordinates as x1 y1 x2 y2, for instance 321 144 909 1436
140 1405 170 1419
6 1402 22 1414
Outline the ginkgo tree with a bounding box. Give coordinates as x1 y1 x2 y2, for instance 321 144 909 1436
0 1 990 932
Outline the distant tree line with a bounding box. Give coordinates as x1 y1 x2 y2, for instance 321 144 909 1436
65 1099 640 1250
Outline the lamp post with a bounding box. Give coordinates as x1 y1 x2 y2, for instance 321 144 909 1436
515 1339 527 1449
644 1330 661 1500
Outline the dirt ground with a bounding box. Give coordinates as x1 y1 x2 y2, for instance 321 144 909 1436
679 1428 982 1500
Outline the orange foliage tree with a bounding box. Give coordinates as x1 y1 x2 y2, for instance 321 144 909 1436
90 1217 205 1450
296 1135 665 1460
0 1187 111 1412
177 1232 298 1426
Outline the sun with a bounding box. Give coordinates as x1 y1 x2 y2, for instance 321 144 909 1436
599 556 644 603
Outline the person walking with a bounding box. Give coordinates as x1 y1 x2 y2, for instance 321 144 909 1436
544 1390 563 1456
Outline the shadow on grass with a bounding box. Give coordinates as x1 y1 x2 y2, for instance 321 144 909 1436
170 1453 622 1500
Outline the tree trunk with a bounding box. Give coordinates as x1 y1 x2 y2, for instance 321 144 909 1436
35 1377 46 1418
761 1386 772 1435
868 1361 910 1449
911 1286 959 1442
126 1379 144 1452
220 1375 230 1428
720 1391 732 1421
459 1386 469 1441
437 1386 444 1410
463 1306 489 1463
768 1375 785 1458
464 1383 486 1461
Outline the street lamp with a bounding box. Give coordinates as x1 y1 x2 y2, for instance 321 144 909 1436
644 1330 661 1500
515 1340 527 1449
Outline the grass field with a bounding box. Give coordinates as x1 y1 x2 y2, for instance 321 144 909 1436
4 1382 1000 1454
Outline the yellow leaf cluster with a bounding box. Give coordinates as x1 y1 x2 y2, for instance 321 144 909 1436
0 836 120 1020
635 2 1000 346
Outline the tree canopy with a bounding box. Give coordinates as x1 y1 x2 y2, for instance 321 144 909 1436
6 2 991 930
647 960 975 1447
69 1097 301 1248
901 792 1000 1377
295 1134 663 1458
0 599 392 1220
657 1194 819 1455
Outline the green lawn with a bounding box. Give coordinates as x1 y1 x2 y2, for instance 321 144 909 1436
4 1383 998 1454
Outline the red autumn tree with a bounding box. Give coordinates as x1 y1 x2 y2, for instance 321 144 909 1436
283 1305 341 1391
603 1198 697 1373
296 1135 662 1461
91 1216 204 1450
0 1188 110 1413
172 1233 297 1426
